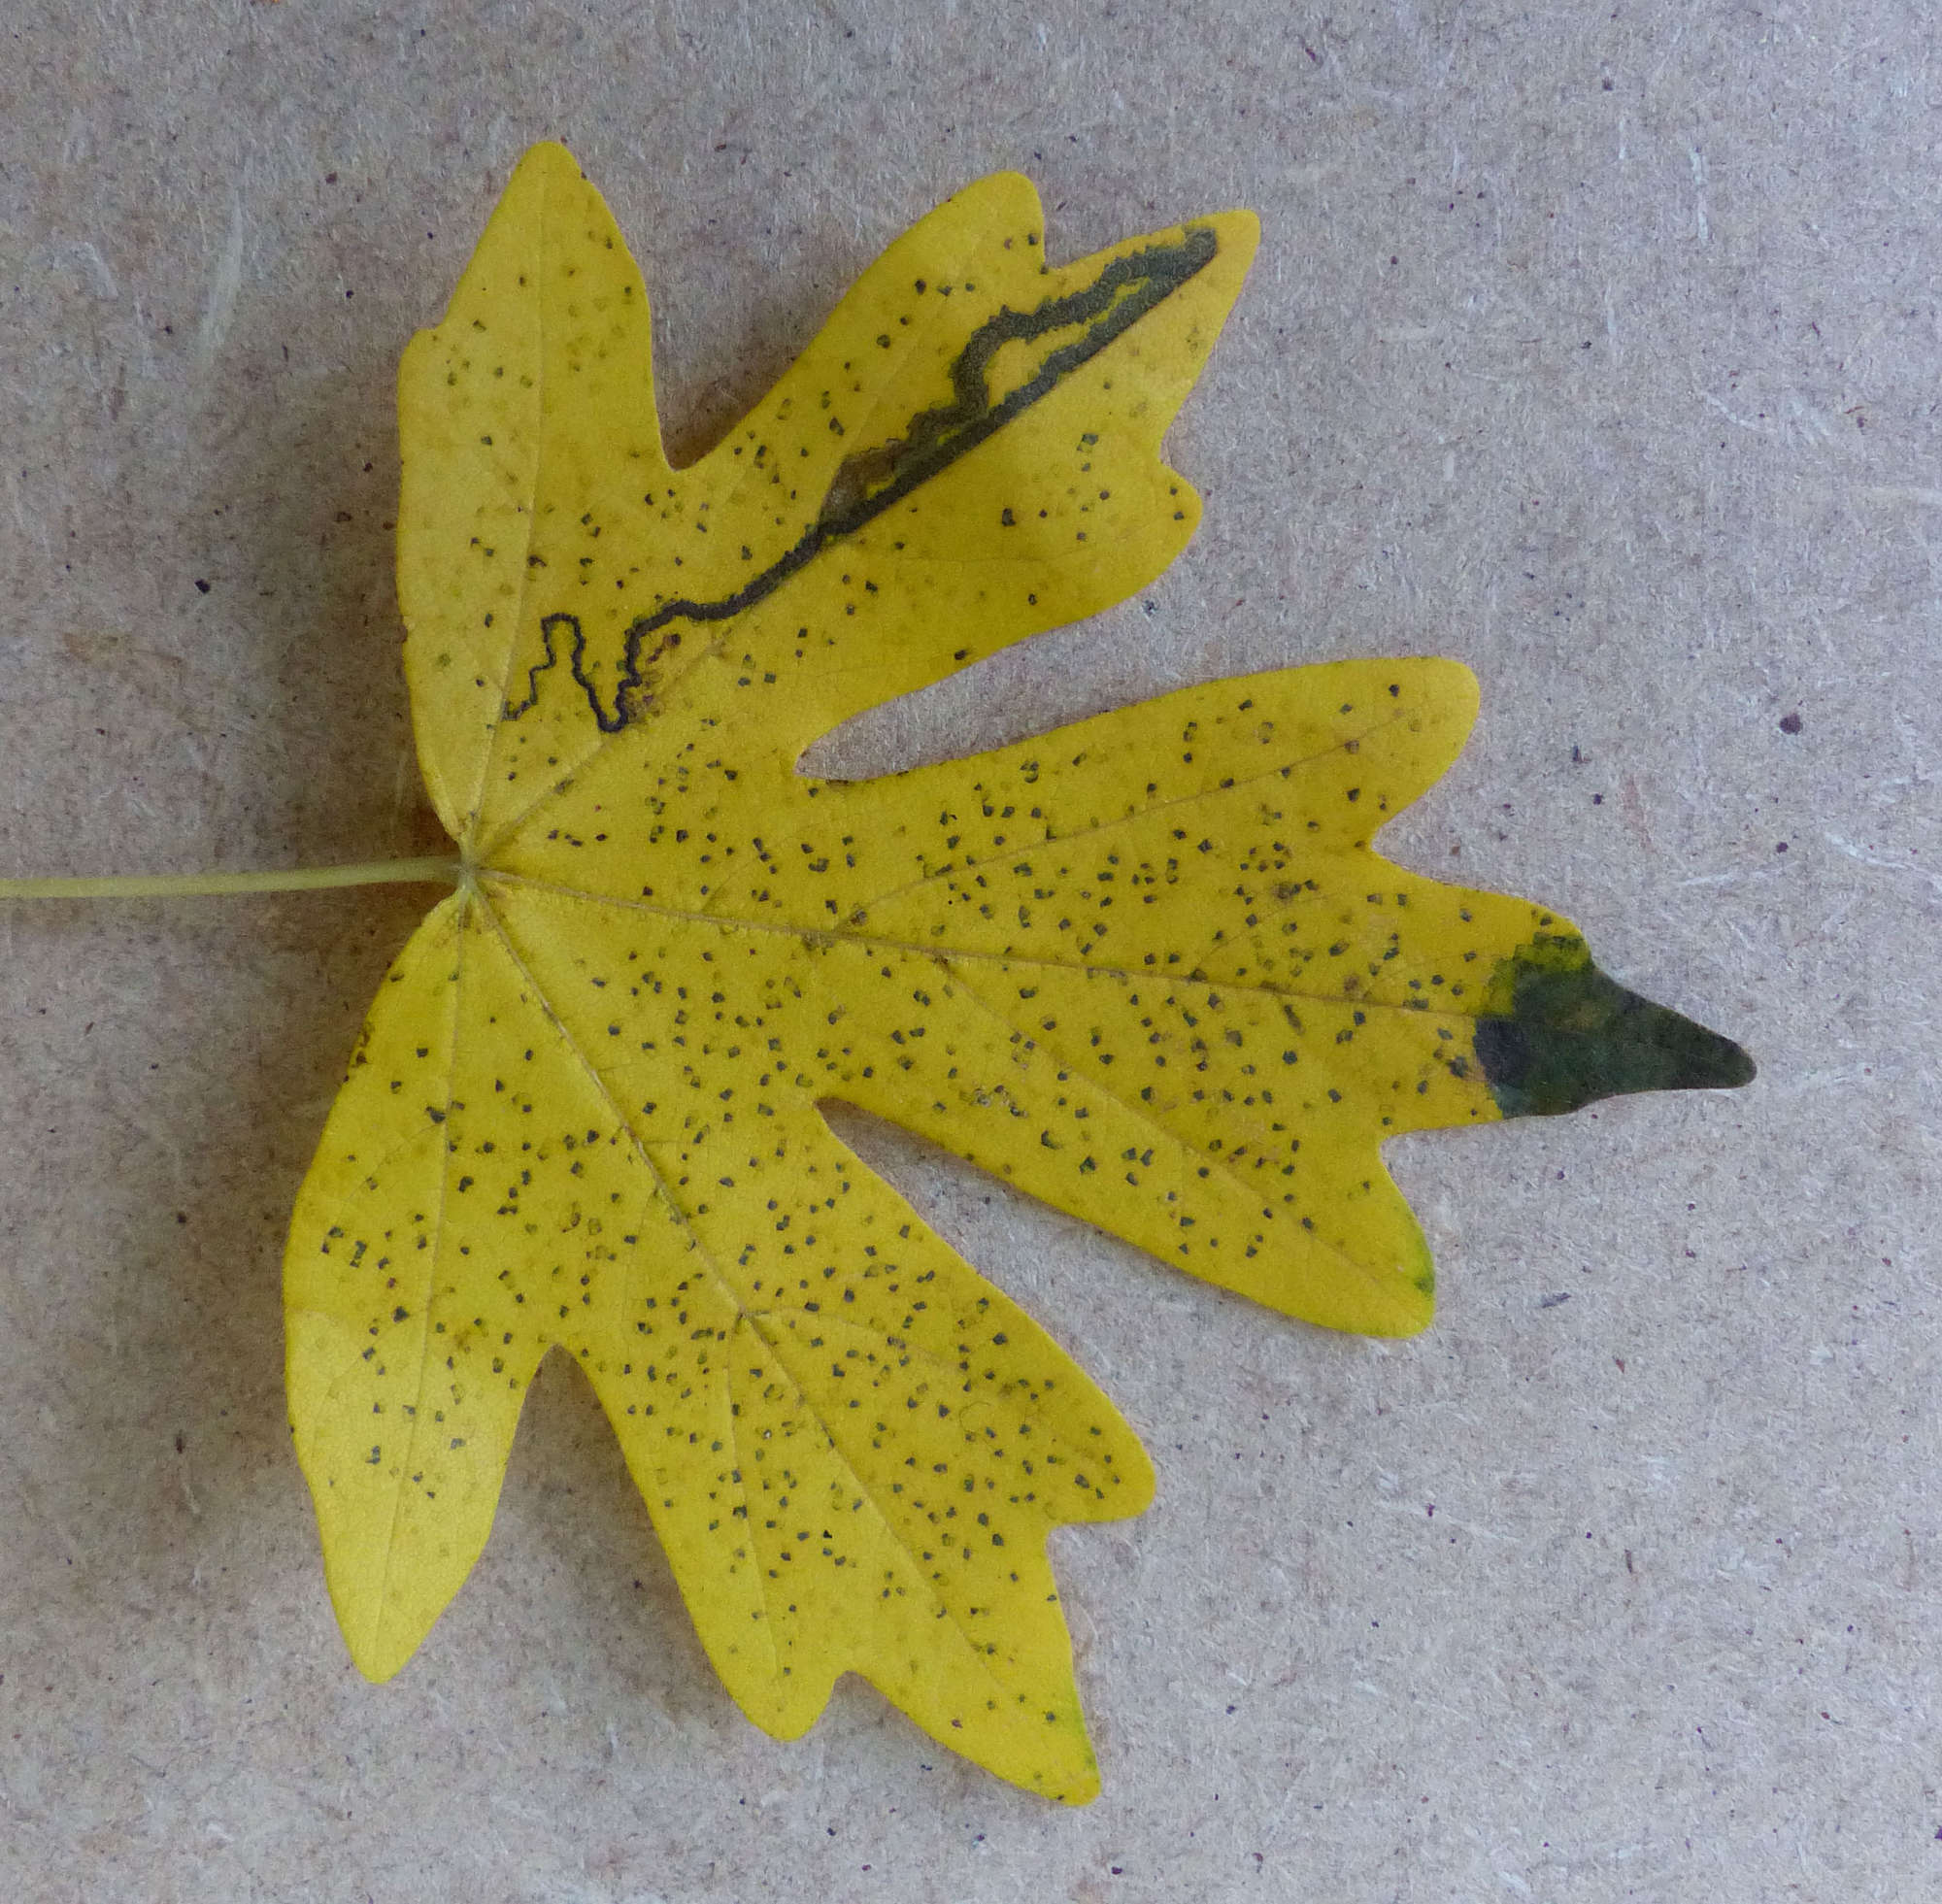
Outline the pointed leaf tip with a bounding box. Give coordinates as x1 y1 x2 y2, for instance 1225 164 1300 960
1474 939 1755 1119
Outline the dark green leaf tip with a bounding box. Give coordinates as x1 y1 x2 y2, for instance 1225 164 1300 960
1473 936 1755 1119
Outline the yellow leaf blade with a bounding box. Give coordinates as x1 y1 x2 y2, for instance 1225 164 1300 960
810 656 1748 1330
287 867 1151 1797
399 152 1255 870
488 876 1149 1798
398 142 671 849
285 896 558 1678
292 145 1751 1799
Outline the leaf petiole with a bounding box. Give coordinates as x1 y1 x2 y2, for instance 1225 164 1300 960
0 856 461 901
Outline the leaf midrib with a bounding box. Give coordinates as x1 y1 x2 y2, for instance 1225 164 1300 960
478 692 1464 1030
477 864 1479 1023
457 165 555 861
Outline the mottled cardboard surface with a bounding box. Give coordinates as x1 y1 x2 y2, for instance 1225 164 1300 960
1 4 1934 1898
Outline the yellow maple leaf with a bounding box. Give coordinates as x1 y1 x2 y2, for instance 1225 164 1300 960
282 143 1751 1801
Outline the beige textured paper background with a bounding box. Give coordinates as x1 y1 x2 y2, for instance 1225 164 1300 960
1 4 1934 1898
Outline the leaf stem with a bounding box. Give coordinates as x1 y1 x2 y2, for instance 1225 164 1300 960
0 856 462 901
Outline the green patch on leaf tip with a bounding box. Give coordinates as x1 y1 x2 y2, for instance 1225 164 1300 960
1473 935 1756 1119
